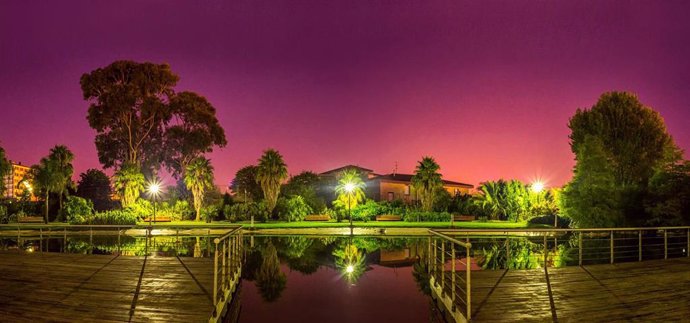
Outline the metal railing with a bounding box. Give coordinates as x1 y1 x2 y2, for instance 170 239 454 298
428 230 473 323
435 226 690 268
210 227 243 322
0 224 241 255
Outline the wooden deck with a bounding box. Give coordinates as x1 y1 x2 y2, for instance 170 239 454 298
437 257 690 322
0 251 216 322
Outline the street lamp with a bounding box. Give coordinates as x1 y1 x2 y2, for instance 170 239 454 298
345 182 355 227
147 181 161 226
531 181 545 193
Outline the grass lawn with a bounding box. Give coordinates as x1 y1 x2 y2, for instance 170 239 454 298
2 220 533 230
233 220 531 229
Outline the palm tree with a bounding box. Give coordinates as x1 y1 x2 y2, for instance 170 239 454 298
30 158 60 223
48 145 75 216
255 149 288 213
0 147 11 197
334 169 365 222
411 156 443 212
113 163 145 208
184 157 215 221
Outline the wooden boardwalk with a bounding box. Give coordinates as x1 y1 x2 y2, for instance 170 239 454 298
463 257 690 322
0 251 215 322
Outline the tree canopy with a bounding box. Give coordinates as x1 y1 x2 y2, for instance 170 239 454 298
411 156 443 212
231 165 263 202
113 163 145 208
568 92 676 186
184 157 215 221
562 92 684 227
76 169 113 211
256 149 288 213
81 60 226 176
0 146 10 197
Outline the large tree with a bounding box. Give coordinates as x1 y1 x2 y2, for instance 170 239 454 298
48 145 75 215
560 136 624 228
165 92 227 177
230 165 263 202
81 61 178 170
411 156 443 212
0 146 11 197
568 92 676 186
76 169 113 211
113 163 145 208
563 92 681 227
81 61 227 178
184 157 215 221
256 149 288 213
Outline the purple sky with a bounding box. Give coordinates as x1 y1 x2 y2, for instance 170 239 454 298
1 0 689 188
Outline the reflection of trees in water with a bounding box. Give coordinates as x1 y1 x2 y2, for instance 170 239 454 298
476 237 575 269
193 237 202 258
333 243 366 283
255 242 287 302
412 250 431 296
477 239 541 270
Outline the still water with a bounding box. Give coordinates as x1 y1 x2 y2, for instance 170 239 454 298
2 231 686 322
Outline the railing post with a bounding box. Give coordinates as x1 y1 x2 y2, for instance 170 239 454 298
543 235 548 267
664 229 668 260
433 239 438 286
441 241 445 295
687 228 689 258
117 228 121 254
639 230 643 262
427 237 432 274
451 243 456 310
213 238 219 304
578 231 583 266
63 227 67 253
610 230 614 264
505 238 510 268
222 240 227 289
40 228 43 253
90 227 93 254
466 237 471 320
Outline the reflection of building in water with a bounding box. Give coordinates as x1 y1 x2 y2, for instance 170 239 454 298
378 243 424 267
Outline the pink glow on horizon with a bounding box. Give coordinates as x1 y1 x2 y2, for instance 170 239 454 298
1 1 689 188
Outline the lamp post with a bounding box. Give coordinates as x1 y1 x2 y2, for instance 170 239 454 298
345 182 355 227
147 182 161 226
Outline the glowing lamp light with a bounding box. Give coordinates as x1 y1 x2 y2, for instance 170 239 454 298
346 265 354 274
531 181 545 193
344 182 355 193
148 183 160 194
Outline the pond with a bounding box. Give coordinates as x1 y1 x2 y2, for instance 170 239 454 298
1 230 686 322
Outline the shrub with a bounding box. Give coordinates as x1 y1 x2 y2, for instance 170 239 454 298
81 209 138 225
64 196 95 224
352 199 383 221
404 211 451 222
201 204 222 222
281 196 312 222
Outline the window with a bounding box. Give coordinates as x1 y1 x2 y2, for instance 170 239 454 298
404 185 410 195
387 192 394 201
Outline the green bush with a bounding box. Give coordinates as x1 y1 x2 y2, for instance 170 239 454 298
404 211 451 222
281 196 312 222
352 199 384 221
79 209 138 225
65 196 95 224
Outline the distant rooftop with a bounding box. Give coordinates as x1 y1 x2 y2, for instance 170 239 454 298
371 173 473 188
319 165 374 175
